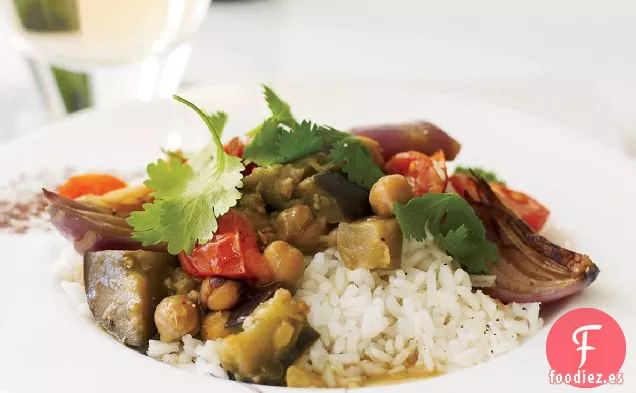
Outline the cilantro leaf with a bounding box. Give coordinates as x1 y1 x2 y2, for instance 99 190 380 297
243 118 284 166
329 136 384 189
246 85 297 138
207 110 228 138
393 193 498 274
263 85 296 128
278 120 324 162
244 86 385 189
455 166 506 185
127 95 244 255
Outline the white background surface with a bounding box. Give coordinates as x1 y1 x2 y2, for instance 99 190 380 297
1 0 636 157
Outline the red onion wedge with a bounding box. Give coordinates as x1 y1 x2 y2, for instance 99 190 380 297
44 189 166 254
466 178 600 304
350 121 462 160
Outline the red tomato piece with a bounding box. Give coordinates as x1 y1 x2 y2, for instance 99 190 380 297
178 209 272 280
490 183 550 231
223 137 257 176
449 174 550 232
385 150 448 196
58 174 127 199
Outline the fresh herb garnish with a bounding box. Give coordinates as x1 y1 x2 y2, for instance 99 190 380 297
393 193 498 274
207 110 228 138
328 135 384 189
127 95 244 255
243 86 383 189
455 166 506 185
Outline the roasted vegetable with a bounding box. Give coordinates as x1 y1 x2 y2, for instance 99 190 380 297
351 121 461 160
45 190 166 254
385 150 448 196
178 209 272 282
297 172 372 224
219 289 319 385
84 250 177 347
76 184 153 217
226 282 284 328
154 295 200 342
243 153 330 209
467 177 599 303
336 217 403 269
450 173 550 231
58 173 127 199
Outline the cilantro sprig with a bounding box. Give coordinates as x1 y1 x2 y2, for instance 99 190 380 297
455 166 506 185
127 95 244 255
393 193 498 274
243 86 383 189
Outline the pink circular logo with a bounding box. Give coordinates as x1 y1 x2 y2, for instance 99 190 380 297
546 308 626 388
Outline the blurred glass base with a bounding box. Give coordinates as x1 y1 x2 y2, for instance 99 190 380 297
24 42 192 118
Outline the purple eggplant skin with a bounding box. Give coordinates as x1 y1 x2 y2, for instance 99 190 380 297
225 281 284 328
297 172 372 224
44 189 166 254
350 121 461 160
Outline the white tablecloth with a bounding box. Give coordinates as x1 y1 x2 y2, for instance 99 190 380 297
1 0 635 157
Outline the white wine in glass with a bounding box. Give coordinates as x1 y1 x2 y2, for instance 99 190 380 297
5 0 210 114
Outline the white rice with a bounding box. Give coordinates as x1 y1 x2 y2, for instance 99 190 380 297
294 237 542 387
53 234 542 387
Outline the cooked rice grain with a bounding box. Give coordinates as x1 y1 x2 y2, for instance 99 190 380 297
294 238 542 386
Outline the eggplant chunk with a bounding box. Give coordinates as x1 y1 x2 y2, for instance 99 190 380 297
297 172 371 224
219 289 319 385
337 217 403 270
243 153 331 210
84 250 177 347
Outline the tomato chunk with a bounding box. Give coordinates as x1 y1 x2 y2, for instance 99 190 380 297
178 209 272 281
223 137 257 176
450 174 550 231
385 150 448 196
58 174 127 199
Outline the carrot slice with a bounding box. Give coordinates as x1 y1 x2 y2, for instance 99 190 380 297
58 174 127 199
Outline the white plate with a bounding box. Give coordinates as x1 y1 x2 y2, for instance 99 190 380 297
1 82 634 393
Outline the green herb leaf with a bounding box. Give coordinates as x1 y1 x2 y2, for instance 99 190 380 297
393 193 498 274
329 136 384 189
127 95 244 255
263 85 296 128
455 166 506 185
244 86 385 189
278 120 324 162
207 110 228 138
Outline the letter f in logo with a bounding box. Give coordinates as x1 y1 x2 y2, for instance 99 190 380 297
572 324 602 368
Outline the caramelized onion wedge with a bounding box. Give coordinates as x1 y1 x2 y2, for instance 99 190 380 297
467 178 600 304
350 121 462 160
44 189 166 254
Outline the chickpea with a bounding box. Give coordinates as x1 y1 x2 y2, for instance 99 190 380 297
275 204 328 253
275 204 313 240
263 241 305 286
154 295 200 342
200 278 241 311
357 136 385 168
201 311 234 341
369 174 414 217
